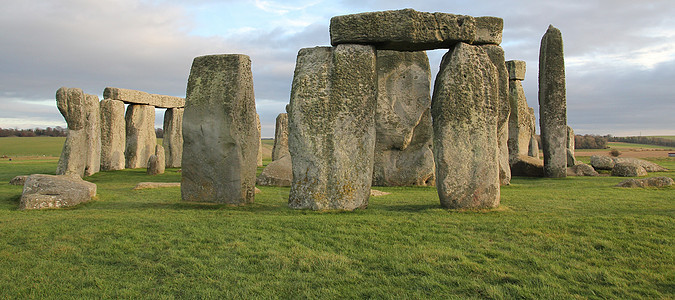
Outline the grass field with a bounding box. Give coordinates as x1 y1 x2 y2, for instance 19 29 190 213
649 136 675 141
0 138 673 298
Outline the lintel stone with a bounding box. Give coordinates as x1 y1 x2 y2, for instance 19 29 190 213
104 87 185 108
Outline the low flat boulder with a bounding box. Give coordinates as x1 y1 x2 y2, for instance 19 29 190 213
370 189 391 197
9 175 28 185
20 174 96 210
614 157 668 172
256 155 292 187
510 155 544 177
133 182 181 190
567 163 599 176
616 177 674 188
611 163 647 177
590 155 615 170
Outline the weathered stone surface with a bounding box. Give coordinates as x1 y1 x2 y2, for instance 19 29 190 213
566 125 576 167
104 87 184 108
432 42 500 209
56 87 87 177
288 45 376 210
538 25 567 178
134 182 180 190
182 54 259 205
370 189 391 197
163 108 183 168
84 94 101 176
147 144 165 175
271 113 290 161
19 174 96 210
9 175 28 185
510 155 544 177
507 80 532 159
529 134 540 158
590 155 615 170
567 163 599 176
256 113 263 167
330 9 503 51
481 44 510 186
373 50 434 186
506 60 526 81
614 157 668 172
125 104 156 169
611 162 647 177
100 99 126 171
616 177 674 188
256 155 292 186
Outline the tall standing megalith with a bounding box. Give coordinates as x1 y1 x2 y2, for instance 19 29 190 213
288 45 377 210
163 107 183 168
431 43 500 209
100 99 126 170
125 104 156 169
56 87 88 176
84 94 101 176
181 54 259 204
271 113 289 161
538 25 567 178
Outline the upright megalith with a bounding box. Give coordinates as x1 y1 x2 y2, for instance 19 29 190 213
527 108 539 157
163 108 183 168
84 94 101 176
100 99 126 170
182 54 259 205
271 113 289 161
373 50 434 186
506 60 535 160
255 113 263 167
566 125 576 167
538 25 567 178
56 87 88 177
431 42 500 209
125 104 156 169
288 45 377 210
147 144 165 175
480 44 510 186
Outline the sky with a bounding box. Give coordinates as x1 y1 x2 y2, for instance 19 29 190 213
1 0 674 137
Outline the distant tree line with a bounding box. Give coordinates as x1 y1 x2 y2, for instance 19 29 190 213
574 134 609 149
0 127 67 137
608 136 675 148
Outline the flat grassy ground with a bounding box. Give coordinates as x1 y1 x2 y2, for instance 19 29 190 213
649 136 675 141
0 138 673 298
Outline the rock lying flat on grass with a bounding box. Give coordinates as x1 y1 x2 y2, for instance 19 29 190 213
20 174 96 210
370 189 391 197
9 175 28 185
611 163 648 177
256 155 292 187
567 163 599 176
510 155 544 177
591 155 668 172
616 177 674 188
590 155 615 170
133 182 181 190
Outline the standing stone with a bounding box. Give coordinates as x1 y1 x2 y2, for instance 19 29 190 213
538 25 567 178
147 144 165 175
431 42 500 209
163 108 183 168
56 87 87 177
480 45 510 186
84 94 101 176
288 45 376 210
182 54 258 204
372 50 434 186
125 104 156 169
256 113 263 167
100 99 126 170
506 60 533 159
566 125 576 167
271 113 290 161
527 108 539 157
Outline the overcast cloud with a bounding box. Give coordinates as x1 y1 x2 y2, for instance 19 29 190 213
1 0 673 137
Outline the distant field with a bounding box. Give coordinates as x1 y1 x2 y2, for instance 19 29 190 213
607 142 673 150
649 136 675 141
0 137 65 157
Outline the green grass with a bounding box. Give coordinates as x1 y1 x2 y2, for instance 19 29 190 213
649 136 675 141
0 140 673 298
607 142 674 150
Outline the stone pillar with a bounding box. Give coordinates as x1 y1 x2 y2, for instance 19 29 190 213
100 99 126 171
147 144 165 175
125 104 156 169
538 25 567 178
288 45 376 210
84 94 101 176
56 87 87 176
567 125 576 167
271 113 289 161
162 107 183 168
431 42 500 209
527 107 539 158
181 54 259 204
372 50 434 186
256 113 263 167
506 60 532 160
480 45 510 186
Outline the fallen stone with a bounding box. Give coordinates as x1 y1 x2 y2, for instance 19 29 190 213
432 42 500 209
613 157 668 172
255 187 261 194
104 87 185 108
100 99 126 171
9 175 28 185
55 87 87 177
271 113 290 161
182 54 259 205
19 174 96 210
163 108 183 168
510 155 544 177
616 177 674 188
133 182 181 190
147 145 165 175
125 104 156 169
538 25 567 178
505 60 526 81
330 9 503 51
370 189 391 197
590 155 615 170
567 163 599 176
611 162 647 177
256 155 292 186
288 45 376 210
